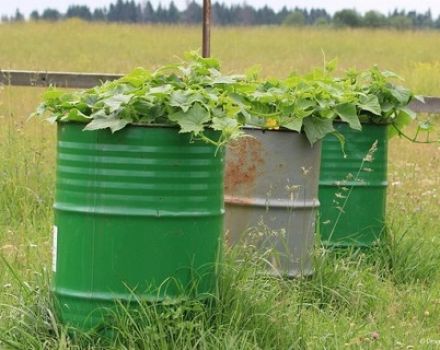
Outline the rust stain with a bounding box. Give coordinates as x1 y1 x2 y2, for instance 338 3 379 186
224 195 255 205
225 137 264 195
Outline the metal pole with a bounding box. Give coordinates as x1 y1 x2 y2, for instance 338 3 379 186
202 0 211 57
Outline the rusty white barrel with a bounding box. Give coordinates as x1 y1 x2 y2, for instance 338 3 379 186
225 128 321 277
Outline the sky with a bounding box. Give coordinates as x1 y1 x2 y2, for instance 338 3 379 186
1 0 440 18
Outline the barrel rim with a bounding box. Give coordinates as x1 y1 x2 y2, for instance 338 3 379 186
242 125 304 134
334 118 392 126
58 120 181 130
59 121 306 134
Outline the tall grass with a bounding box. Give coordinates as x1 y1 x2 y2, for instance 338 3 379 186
1 21 440 94
0 22 440 348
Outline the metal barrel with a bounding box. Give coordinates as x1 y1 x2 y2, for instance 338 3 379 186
52 123 224 330
224 129 321 277
319 123 388 247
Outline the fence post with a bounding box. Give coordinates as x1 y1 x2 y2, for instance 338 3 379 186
202 0 211 58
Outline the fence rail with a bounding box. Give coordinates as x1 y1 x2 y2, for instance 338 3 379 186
1 69 440 114
0 70 122 89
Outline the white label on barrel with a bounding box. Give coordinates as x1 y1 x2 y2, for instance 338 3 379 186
52 226 58 273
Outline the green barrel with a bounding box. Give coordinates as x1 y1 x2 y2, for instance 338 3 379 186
52 123 224 330
319 123 388 247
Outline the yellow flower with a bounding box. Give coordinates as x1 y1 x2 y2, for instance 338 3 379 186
265 118 279 130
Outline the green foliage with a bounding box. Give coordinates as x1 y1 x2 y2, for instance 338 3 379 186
34 52 249 147
34 53 420 146
314 16 330 26
363 10 387 28
389 15 413 30
333 9 363 27
6 2 440 31
346 67 428 138
282 10 306 27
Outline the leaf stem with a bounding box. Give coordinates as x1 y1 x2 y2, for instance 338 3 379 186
391 123 439 144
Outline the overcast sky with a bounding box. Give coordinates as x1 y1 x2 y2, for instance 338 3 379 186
1 0 440 17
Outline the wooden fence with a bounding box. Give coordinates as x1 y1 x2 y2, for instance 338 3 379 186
1 69 440 114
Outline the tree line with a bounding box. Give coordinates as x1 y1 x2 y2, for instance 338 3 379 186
2 1 440 30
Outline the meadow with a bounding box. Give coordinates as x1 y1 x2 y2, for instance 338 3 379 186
0 21 440 349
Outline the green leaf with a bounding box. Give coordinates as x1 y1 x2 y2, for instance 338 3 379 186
61 108 91 122
148 85 173 95
169 91 188 107
169 103 210 134
331 130 346 157
303 118 335 145
418 120 433 131
211 117 239 131
296 99 316 110
46 116 58 124
251 91 277 104
413 95 425 103
390 86 411 104
31 103 46 118
245 65 262 80
187 93 206 106
388 110 412 138
102 94 131 112
381 70 402 80
83 117 130 133
358 95 381 115
399 107 416 120
282 118 303 132
211 117 242 140
335 103 361 130
43 88 63 103
120 67 151 87
380 100 394 113
211 75 238 85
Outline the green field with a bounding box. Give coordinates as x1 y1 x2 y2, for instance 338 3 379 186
0 21 440 349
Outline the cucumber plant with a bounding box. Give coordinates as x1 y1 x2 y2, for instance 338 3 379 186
34 52 424 146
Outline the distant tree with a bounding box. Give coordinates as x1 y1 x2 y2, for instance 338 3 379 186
93 8 107 21
41 8 61 21
314 16 330 26
1 15 10 23
13 9 25 22
309 8 330 25
212 2 231 25
255 6 277 25
414 10 433 28
276 6 289 24
363 10 387 28
333 9 362 27
108 0 125 22
406 11 417 26
13 2 440 30
435 15 440 29
389 15 413 30
166 1 180 23
129 1 143 22
181 1 202 24
282 10 306 26
234 4 256 25
391 9 406 18
142 1 155 23
66 5 92 21
30 10 40 21
155 4 167 23
107 2 118 21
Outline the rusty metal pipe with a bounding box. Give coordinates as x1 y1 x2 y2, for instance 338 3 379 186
202 0 211 58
